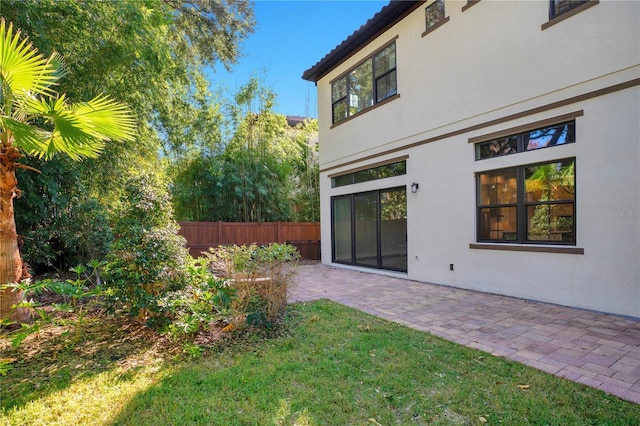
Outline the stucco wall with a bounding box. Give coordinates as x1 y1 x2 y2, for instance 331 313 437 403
403 89 639 317
316 0 640 317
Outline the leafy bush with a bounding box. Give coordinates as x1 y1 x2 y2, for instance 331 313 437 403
0 261 105 348
103 174 191 326
15 157 113 272
205 243 299 328
158 261 234 341
60 199 114 268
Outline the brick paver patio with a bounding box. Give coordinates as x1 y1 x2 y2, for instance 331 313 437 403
290 263 640 404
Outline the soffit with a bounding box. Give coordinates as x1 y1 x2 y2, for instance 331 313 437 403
301 1 425 83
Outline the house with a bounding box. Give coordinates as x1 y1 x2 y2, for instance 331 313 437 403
302 0 639 318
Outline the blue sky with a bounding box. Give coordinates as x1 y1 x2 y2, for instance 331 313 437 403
208 0 389 118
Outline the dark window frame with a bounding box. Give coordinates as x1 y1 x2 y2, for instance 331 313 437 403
331 160 406 188
331 77 348 124
422 0 450 37
331 40 398 125
331 186 407 272
550 0 589 19
474 120 576 161
476 158 577 246
542 0 599 30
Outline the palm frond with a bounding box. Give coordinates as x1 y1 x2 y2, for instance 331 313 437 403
0 18 60 99
71 95 137 142
0 115 49 154
1 18 135 161
21 94 136 160
21 95 103 160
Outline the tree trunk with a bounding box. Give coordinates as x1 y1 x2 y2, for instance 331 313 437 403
0 145 31 323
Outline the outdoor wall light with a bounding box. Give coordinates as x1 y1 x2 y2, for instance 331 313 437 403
411 182 419 193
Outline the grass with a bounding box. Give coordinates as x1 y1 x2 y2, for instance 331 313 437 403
1 299 638 425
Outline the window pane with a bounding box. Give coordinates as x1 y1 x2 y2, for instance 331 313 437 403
475 120 576 160
479 206 517 241
477 158 576 245
354 168 377 183
378 161 406 178
332 99 347 123
426 0 445 29
553 0 588 17
348 61 373 115
525 160 575 202
380 188 407 271
527 203 575 242
525 122 575 151
332 174 353 188
476 135 518 159
375 70 397 103
478 169 518 205
354 192 378 267
374 44 396 76
332 197 352 262
332 77 346 103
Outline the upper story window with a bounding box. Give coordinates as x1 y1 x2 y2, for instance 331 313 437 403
331 42 397 124
426 0 445 29
543 0 598 29
475 121 575 160
423 0 450 36
550 0 588 18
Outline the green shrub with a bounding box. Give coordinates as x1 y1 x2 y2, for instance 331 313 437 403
60 198 113 268
1 262 105 348
159 261 234 341
205 243 299 328
103 174 191 326
15 157 113 272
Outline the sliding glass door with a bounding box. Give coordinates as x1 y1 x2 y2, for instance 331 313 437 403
354 192 378 267
380 188 407 271
331 187 407 272
332 195 352 263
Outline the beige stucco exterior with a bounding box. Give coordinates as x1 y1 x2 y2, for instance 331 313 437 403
313 1 639 317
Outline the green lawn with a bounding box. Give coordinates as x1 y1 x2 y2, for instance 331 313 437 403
1 300 638 425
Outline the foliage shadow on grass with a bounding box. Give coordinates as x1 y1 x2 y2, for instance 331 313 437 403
0 313 177 412
108 300 640 426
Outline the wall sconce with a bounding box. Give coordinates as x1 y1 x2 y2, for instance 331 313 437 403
410 182 419 193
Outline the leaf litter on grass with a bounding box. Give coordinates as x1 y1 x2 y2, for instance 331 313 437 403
2 299 639 425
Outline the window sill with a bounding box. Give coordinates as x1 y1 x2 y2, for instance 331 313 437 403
330 93 400 129
462 0 481 13
469 243 584 255
422 16 450 38
542 1 599 31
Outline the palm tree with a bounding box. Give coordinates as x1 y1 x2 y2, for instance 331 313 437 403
0 19 136 323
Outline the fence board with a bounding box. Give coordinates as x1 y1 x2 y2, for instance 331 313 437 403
178 222 321 259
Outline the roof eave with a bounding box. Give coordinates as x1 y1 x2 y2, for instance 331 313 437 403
302 1 425 83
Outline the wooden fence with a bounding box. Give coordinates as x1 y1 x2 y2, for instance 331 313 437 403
178 222 321 260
